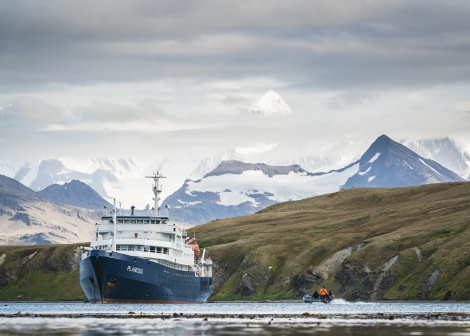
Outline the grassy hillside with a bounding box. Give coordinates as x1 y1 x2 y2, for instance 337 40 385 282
188 182 470 301
0 244 86 301
0 182 469 301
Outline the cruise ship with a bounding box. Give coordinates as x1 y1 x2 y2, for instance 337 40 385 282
79 172 213 303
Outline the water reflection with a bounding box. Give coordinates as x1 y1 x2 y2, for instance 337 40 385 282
1 302 470 336
1 317 470 336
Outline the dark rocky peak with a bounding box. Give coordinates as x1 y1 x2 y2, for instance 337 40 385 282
205 160 307 178
342 134 464 189
39 180 112 210
360 134 412 163
0 174 38 199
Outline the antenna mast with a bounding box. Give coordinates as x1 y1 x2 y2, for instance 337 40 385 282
112 198 117 252
146 172 166 216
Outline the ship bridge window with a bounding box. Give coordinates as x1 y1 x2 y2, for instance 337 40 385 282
162 220 168 224
144 220 149 224
131 220 136 224
137 220 143 224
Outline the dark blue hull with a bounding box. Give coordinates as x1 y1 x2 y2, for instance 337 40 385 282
80 249 213 304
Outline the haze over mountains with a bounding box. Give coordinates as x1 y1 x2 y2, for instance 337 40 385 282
163 135 465 224
403 137 470 179
1 90 469 213
0 89 469 231
0 133 468 244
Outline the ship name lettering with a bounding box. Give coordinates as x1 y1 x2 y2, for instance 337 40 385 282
127 266 144 274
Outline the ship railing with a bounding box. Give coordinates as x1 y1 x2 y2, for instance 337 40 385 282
92 238 195 256
90 239 113 249
96 223 180 234
111 238 176 249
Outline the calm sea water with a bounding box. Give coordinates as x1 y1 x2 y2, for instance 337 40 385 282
1 300 469 335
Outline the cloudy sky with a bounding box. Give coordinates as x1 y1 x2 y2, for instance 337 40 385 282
1 0 470 194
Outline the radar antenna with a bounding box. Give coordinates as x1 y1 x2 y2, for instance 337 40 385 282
145 171 166 216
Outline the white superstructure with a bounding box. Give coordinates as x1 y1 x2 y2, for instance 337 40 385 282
87 172 212 277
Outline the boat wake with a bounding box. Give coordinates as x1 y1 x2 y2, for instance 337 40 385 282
327 298 349 305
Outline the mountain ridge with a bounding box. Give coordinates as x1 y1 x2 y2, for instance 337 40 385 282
39 180 112 210
0 134 467 244
205 160 308 178
0 133 468 210
0 175 98 245
162 134 464 225
342 134 463 189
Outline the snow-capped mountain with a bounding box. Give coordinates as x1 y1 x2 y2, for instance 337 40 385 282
0 175 98 245
1 132 468 216
22 158 138 197
342 135 464 189
402 137 470 180
0 158 139 197
0 157 192 210
0 134 466 244
161 135 465 225
249 90 292 116
162 160 355 225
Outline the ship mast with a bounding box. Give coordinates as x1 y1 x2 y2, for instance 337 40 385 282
146 172 166 216
112 198 117 252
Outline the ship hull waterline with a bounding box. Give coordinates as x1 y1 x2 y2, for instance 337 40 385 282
80 249 213 304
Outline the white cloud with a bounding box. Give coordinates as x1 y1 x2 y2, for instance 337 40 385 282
235 143 278 155
0 0 469 189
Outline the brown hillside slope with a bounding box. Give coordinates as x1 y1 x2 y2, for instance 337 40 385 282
0 182 468 302
189 182 470 301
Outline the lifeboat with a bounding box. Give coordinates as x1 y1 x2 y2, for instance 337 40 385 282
188 240 201 257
